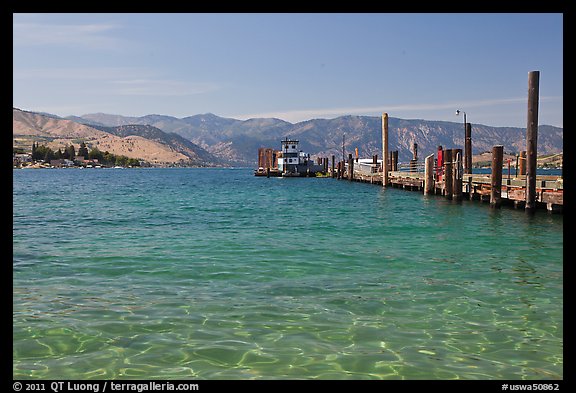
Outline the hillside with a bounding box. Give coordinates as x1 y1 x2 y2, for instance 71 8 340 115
89 124 222 165
15 108 562 166
72 112 563 165
13 108 221 167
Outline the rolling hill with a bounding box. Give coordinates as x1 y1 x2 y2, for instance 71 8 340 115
13 108 222 166
70 112 563 165
14 108 563 167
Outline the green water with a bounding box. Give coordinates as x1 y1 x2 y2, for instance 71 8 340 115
13 168 563 379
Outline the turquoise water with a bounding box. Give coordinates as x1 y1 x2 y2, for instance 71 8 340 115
13 168 563 380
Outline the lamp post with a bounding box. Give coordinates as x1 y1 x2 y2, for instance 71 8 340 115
455 109 466 127
456 109 472 174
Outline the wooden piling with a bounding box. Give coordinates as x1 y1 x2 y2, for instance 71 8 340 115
409 143 418 172
424 154 435 195
382 113 389 187
392 151 398 171
519 150 527 176
444 149 453 199
331 155 335 178
464 122 472 174
490 145 504 208
348 153 354 181
525 71 539 212
467 175 474 200
452 148 463 201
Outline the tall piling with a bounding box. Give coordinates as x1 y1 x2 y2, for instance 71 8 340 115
490 145 504 208
444 149 453 199
348 153 354 181
424 154 435 195
382 113 389 187
331 155 335 178
452 148 463 201
464 123 472 174
525 71 539 212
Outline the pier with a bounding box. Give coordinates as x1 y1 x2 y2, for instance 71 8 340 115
328 71 563 213
256 71 563 213
341 166 563 213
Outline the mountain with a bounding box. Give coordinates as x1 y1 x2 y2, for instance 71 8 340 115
69 112 293 164
70 112 563 165
16 108 562 166
88 124 222 165
13 108 221 166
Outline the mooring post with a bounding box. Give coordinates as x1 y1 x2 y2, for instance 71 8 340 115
410 143 418 172
392 151 398 172
444 149 453 199
525 71 539 212
348 153 354 181
452 148 463 201
382 113 389 187
519 151 527 176
424 154 435 195
490 145 504 208
331 155 335 178
465 123 472 174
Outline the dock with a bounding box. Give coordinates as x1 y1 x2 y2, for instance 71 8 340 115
345 168 563 213
257 71 563 214
337 71 562 213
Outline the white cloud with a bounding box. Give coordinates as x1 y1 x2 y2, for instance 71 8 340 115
13 20 121 48
13 66 220 97
13 67 151 80
234 96 563 123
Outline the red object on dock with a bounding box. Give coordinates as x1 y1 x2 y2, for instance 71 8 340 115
436 146 443 181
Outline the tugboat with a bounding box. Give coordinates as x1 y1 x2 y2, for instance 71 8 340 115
254 138 325 177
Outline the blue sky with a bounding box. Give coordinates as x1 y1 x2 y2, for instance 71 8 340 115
13 13 563 127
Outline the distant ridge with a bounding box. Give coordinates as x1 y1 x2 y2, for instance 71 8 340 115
14 108 562 166
69 111 563 165
13 108 222 167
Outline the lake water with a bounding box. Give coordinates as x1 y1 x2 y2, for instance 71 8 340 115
13 168 563 379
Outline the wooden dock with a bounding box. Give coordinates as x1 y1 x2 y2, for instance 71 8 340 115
348 169 563 213
351 71 563 213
